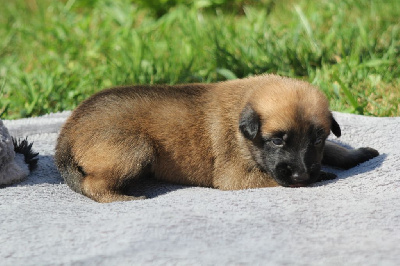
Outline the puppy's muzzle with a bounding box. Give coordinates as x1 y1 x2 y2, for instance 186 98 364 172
275 162 310 187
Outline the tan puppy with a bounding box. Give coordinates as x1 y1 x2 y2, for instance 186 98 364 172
55 75 379 203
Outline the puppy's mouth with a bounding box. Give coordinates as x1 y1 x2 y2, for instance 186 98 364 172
289 183 308 188
273 178 309 188
273 173 319 188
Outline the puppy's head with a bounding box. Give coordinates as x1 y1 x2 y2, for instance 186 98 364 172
239 76 340 187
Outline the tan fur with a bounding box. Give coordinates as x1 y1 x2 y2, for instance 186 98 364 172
55 75 340 202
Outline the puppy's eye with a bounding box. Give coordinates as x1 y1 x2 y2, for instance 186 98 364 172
272 138 284 146
314 138 322 146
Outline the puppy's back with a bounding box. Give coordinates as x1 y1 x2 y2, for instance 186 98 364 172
55 84 216 197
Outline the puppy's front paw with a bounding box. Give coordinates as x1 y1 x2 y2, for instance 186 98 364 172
317 171 337 182
357 147 379 161
340 147 379 169
348 147 380 169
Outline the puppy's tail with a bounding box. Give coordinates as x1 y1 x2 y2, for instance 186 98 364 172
54 138 85 194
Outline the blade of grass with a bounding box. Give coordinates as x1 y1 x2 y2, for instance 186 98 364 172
333 74 364 115
216 68 238 80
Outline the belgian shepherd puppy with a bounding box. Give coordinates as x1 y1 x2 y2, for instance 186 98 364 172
55 75 379 202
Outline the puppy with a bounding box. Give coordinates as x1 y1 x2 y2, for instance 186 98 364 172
55 75 379 203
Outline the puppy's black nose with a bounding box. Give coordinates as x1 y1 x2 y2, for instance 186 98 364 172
291 172 309 183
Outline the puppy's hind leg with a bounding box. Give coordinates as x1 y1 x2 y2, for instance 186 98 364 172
322 140 379 170
80 139 155 203
81 174 145 203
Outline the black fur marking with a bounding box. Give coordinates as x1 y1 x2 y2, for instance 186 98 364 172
12 137 39 171
247 124 327 187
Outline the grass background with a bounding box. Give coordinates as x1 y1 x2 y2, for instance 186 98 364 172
0 0 399 119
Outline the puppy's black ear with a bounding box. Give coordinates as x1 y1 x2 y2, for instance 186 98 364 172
330 113 341 137
239 104 260 140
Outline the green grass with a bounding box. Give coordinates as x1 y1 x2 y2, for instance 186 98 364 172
1 0 399 119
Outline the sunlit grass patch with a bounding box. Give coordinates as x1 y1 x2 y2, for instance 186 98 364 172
0 0 399 119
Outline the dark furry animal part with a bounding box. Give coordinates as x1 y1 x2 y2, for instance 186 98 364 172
12 137 39 171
